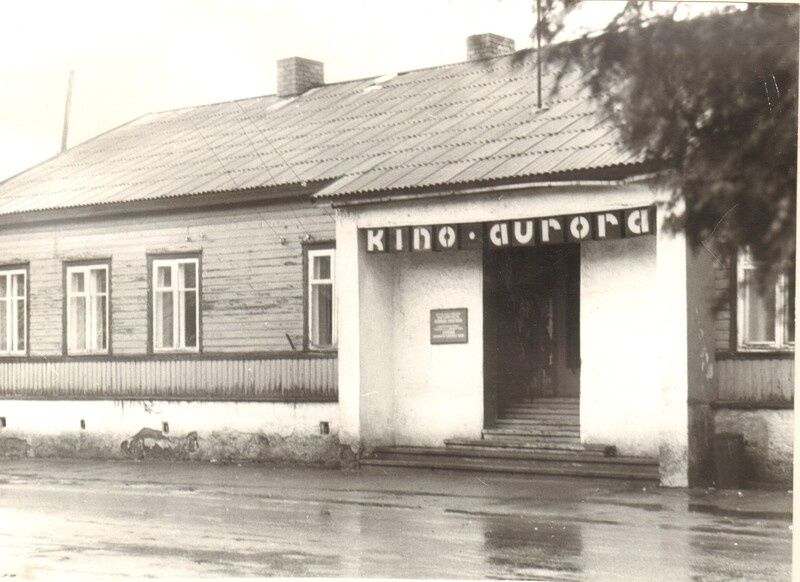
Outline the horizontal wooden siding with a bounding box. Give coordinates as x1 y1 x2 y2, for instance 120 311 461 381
0 356 337 401
0 198 334 356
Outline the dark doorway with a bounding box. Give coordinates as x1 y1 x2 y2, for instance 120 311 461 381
483 245 580 426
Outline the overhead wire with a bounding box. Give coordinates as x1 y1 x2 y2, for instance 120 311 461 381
189 112 286 243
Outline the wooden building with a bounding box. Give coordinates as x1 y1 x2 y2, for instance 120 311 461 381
0 34 792 485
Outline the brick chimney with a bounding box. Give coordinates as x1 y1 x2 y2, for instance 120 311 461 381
277 57 324 97
466 33 515 61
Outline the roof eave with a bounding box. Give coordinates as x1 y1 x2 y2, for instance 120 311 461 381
0 180 334 229
320 162 669 207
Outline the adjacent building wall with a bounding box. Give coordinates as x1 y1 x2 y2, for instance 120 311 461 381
0 197 337 400
714 408 793 484
3 197 334 357
684 246 720 485
708 244 794 485
0 196 341 463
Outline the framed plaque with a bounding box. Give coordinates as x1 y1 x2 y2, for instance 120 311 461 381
430 308 468 344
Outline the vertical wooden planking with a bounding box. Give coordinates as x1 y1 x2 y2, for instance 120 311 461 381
0 354 341 400
254 359 263 398
333 358 338 394
270 359 278 393
321 358 328 392
754 359 764 400
720 360 732 400
246 360 254 396
762 360 771 400
109 360 116 396
143 360 151 398
192 359 199 398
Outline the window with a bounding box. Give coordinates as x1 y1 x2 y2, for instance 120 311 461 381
307 248 335 349
66 264 109 354
0 269 26 355
152 257 200 352
737 250 794 350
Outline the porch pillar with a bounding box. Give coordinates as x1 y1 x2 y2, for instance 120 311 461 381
335 209 362 450
335 208 396 453
656 202 690 487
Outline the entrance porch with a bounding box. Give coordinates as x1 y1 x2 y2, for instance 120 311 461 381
335 183 703 486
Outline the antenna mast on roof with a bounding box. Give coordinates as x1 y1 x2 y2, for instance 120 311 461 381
536 0 542 109
60 70 74 153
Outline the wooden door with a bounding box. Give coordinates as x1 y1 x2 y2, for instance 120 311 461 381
483 245 580 409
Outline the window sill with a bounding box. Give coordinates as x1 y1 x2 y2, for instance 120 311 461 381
716 350 794 360
711 400 793 410
308 349 337 355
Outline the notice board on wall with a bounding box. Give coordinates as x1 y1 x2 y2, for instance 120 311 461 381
430 308 468 344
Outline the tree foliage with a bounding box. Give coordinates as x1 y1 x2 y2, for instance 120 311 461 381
540 2 797 282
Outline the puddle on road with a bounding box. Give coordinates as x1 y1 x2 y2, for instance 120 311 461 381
687 503 791 521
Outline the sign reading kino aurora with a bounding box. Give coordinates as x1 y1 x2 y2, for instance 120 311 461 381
363 206 656 253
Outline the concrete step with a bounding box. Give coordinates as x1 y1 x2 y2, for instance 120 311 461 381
480 439 585 452
507 401 579 409
502 412 579 418
361 454 659 481
483 429 581 442
444 438 618 457
501 406 579 414
495 417 579 426
493 422 579 437
497 417 579 426
506 404 580 411
514 398 579 404
444 438 602 455
380 445 657 466
500 408 579 416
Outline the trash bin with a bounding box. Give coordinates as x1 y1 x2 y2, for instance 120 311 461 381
713 433 744 489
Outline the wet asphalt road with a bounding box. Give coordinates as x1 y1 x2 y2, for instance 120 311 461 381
0 459 792 580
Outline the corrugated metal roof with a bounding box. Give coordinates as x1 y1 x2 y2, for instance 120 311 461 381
0 49 647 215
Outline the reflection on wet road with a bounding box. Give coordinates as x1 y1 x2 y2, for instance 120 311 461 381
0 460 791 580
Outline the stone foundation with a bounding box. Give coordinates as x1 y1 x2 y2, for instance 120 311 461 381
0 400 341 466
713 408 793 485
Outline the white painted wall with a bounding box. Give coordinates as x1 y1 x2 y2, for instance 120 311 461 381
336 210 363 448
580 236 660 456
0 400 338 436
0 400 339 461
655 204 690 487
358 248 396 447
391 251 484 446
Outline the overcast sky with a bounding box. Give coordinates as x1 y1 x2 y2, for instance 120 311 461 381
0 1 740 181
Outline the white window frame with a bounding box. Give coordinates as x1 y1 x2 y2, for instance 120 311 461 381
66 264 110 355
152 257 200 353
737 249 794 351
307 248 336 349
0 268 26 356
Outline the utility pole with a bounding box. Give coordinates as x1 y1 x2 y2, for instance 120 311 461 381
537 0 542 109
60 70 74 153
